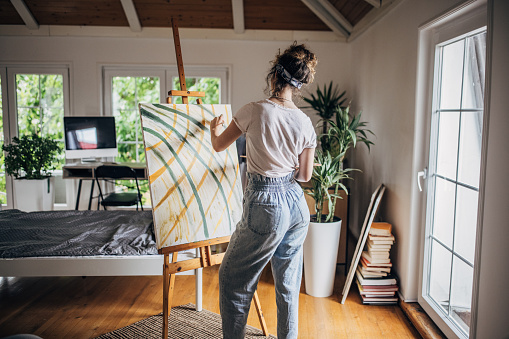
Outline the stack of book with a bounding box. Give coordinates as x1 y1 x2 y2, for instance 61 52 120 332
356 222 399 305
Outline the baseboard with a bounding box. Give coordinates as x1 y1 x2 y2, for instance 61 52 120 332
399 300 446 339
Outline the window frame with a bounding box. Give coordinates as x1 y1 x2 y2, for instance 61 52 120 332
416 3 487 339
1 65 71 210
102 65 229 207
103 65 230 115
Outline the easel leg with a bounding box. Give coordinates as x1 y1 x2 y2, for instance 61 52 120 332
162 254 169 339
253 291 269 337
195 248 203 311
162 252 178 339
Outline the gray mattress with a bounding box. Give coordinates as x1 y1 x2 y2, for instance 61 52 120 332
0 209 158 258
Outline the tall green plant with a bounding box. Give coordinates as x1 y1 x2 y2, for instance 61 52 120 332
303 81 347 134
304 150 356 223
2 134 60 179
320 105 375 160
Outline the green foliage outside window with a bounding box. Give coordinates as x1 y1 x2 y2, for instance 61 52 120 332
112 76 160 206
172 77 220 104
112 76 160 164
0 74 66 205
15 74 65 168
112 76 220 206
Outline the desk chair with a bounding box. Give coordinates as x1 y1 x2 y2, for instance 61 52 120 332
94 165 143 211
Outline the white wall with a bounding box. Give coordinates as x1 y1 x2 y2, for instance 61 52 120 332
347 0 485 301
0 35 347 117
0 34 348 208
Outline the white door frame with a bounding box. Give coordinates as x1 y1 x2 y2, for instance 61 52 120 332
3 65 71 210
415 1 487 338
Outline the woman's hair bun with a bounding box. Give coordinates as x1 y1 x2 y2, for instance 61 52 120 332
266 42 318 98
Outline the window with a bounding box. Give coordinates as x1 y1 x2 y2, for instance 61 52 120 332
112 76 161 163
104 66 228 207
422 28 486 339
2 66 70 209
172 77 221 104
15 73 65 167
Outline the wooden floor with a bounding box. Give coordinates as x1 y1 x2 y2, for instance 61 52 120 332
0 265 419 338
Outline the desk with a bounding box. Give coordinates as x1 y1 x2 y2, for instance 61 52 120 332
63 162 148 210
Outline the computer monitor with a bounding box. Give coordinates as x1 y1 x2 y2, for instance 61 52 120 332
64 116 118 161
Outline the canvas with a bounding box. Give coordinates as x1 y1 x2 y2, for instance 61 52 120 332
139 103 243 249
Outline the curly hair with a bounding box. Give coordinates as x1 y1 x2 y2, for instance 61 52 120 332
265 42 318 99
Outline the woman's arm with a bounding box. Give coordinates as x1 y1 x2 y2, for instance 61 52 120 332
294 147 315 182
210 114 243 152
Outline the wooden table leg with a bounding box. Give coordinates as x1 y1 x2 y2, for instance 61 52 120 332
253 290 269 337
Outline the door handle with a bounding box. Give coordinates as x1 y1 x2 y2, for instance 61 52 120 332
417 168 427 192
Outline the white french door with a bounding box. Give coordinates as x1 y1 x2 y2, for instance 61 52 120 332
1 66 70 209
420 10 487 339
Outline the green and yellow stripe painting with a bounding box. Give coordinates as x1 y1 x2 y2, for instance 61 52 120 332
139 103 243 249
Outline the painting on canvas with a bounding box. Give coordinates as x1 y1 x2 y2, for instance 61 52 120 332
139 103 243 249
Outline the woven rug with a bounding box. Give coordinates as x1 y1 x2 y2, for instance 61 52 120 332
95 303 276 338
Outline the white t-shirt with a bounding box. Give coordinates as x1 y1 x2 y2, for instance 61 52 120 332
233 99 317 177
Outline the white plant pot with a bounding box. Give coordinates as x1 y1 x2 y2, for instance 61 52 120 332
14 177 55 212
303 218 342 297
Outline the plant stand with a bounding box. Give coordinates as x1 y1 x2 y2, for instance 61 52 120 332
303 218 342 297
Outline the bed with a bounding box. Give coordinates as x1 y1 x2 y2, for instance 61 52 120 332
0 209 203 307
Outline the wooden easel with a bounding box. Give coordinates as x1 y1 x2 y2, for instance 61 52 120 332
159 18 269 339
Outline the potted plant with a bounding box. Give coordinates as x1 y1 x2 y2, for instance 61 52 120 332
319 105 374 161
302 81 347 135
303 150 355 297
2 133 61 211
302 87 375 297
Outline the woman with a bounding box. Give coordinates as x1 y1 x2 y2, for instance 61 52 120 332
210 43 318 339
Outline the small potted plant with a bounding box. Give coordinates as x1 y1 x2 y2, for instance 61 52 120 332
2 133 61 211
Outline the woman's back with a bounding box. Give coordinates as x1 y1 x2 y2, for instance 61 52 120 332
233 99 316 178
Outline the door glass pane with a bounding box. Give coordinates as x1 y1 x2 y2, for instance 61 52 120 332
436 111 459 180
450 256 473 334
0 76 5 206
424 29 486 338
172 77 221 104
15 74 65 169
462 33 486 110
429 240 452 313
17 107 41 135
111 75 159 207
112 76 159 163
454 186 478 263
432 177 455 248
40 74 64 109
42 108 64 141
457 112 482 189
16 74 40 107
440 40 465 110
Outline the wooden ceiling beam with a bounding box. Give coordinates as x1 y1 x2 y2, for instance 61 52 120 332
120 0 141 32
300 0 352 37
363 0 381 8
10 0 38 30
231 0 245 34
